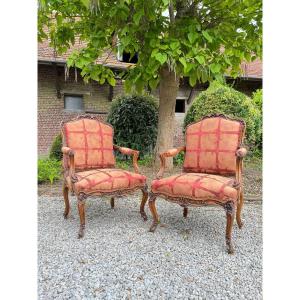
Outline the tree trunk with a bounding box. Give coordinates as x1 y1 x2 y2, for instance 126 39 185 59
154 66 179 169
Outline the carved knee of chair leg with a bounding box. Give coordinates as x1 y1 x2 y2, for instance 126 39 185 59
148 194 159 232
140 186 148 221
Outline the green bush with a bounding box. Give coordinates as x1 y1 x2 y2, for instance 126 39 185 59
184 82 262 151
252 89 262 111
107 94 159 157
38 158 62 184
252 89 263 150
174 151 184 166
49 134 63 160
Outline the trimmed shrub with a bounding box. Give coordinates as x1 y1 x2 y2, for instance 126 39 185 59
49 134 63 160
184 82 262 150
38 158 61 184
252 89 262 111
107 94 159 157
252 89 263 150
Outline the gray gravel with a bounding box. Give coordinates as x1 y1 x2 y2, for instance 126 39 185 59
38 194 262 300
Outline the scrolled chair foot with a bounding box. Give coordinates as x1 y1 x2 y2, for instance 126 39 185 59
237 218 244 229
226 238 234 254
78 224 85 239
149 221 159 233
63 212 69 219
140 211 148 221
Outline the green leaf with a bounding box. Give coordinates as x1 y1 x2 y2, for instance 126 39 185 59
189 74 197 87
202 31 213 43
170 41 180 50
107 77 116 86
81 0 89 8
149 78 159 90
188 32 198 44
179 57 187 69
210 63 221 73
195 55 205 65
133 9 144 25
154 53 167 65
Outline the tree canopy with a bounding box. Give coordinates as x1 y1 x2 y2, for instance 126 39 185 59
38 0 262 91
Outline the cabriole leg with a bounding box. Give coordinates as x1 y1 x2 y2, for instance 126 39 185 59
236 189 244 229
77 194 87 238
63 181 70 219
225 202 235 254
140 187 148 221
110 197 115 209
149 194 159 232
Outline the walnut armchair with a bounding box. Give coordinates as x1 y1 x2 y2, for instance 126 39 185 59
148 115 247 254
61 115 148 238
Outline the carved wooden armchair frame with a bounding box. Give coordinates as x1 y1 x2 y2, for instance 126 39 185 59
148 114 247 254
61 115 148 238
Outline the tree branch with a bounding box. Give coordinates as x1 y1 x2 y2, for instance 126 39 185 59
169 1 175 24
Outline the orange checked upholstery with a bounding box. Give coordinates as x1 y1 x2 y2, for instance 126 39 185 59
151 173 238 203
183 116 244 175
62 118 115 170
70 169 146 195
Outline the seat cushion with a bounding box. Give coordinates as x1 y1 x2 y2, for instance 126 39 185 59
151 173 238 203
70 169 146 194
183 116 245 175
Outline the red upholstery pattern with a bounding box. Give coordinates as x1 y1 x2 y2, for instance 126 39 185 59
183 116 244 175
71 169 146 194
151 173 238 203
63 118 115 170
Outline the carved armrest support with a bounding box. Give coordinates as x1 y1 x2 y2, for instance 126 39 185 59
157 146 186 179
235 147 247 187
113 145 140 173
236 147 247 158
61 146 76 181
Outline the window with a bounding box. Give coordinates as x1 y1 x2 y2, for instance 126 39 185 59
122 51 138 63
175 99 186 113
64 95 84 112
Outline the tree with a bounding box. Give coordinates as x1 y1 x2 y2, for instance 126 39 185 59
38 0 262 168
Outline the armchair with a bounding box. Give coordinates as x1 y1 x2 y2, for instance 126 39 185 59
148 114 247 254
61 115 148 238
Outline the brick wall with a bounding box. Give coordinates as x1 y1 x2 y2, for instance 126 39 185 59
38 64 119 156
38 63 261 156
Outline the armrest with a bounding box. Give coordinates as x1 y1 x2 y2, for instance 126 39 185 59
61 146 76 181
236 147 247 158
113 145 140 173
156 146 186 179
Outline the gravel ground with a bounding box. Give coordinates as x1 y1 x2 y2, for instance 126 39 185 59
38 195 262 300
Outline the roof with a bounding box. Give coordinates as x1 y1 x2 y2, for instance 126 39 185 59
38 39 262 78
240 59 262 79
38 37 134 70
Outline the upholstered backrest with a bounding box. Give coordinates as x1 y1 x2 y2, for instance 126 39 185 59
183 115 245 175
62 117 115 170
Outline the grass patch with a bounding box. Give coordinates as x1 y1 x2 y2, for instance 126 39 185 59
38 158 62 184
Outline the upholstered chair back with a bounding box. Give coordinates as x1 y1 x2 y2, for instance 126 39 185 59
183 115 245 175
62 117 115 170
